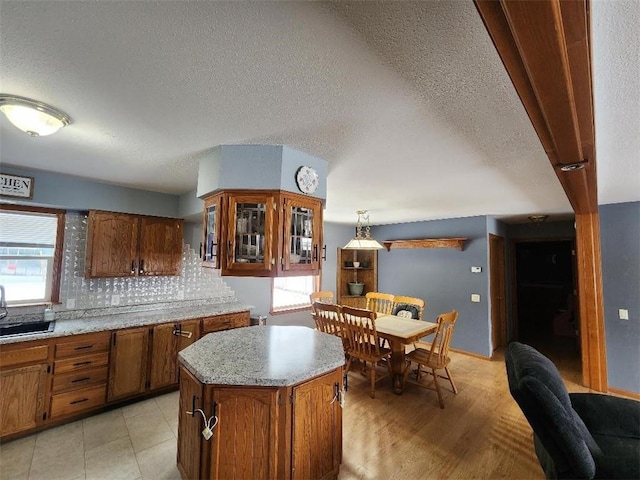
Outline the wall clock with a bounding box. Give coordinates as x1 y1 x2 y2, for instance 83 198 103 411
295 166 319 194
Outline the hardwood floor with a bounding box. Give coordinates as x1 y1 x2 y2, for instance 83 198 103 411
339 349 587 480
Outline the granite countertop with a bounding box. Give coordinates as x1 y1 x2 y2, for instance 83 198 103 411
0 301 253 345
179 325 345 387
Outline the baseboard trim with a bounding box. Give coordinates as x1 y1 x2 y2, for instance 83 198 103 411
450 347 491 360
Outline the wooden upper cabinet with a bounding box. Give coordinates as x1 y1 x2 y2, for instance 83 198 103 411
202 189 323 277
281 192 322 275
139 216 183 276
86 211 139 278
86 210 183 278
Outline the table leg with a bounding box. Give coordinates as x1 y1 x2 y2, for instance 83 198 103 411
389 341 406 395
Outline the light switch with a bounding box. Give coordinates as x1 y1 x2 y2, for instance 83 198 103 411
471 294 481 303
111 294 120 306
619 309 629 320
471 266 482 273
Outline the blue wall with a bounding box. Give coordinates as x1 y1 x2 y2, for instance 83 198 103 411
372 216 492 357
1 166 179 217
600 202 640 393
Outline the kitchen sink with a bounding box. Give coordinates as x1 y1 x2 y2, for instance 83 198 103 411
0 320 55 337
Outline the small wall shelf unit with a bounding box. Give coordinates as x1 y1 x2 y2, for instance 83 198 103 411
382 238 467 251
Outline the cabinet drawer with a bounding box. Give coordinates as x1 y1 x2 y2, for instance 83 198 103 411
0 344 50 368
50 385 106 418
52 366 109 393
202 312 250 333
54 352 109 375
55 332 111 358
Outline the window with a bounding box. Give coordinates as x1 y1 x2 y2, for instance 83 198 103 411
271 275 319 313
0 205 65 305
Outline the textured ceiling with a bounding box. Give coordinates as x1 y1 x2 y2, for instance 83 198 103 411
0 1 637 225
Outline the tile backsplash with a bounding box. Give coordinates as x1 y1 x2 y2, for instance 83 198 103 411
56 212 235 311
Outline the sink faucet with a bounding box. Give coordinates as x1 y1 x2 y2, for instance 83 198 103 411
0 285 7 320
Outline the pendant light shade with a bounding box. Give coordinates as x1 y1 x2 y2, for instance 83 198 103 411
343 210 384 250
0 94 71 137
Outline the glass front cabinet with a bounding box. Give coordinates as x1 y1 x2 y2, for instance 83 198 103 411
201 189 323 277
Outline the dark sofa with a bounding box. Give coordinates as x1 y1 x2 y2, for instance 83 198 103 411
505 342 640 479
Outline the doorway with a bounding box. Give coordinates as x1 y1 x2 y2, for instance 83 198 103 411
513 240 581 382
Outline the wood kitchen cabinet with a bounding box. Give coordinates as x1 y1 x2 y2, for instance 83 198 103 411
108 327 149 401
86 210 183 278
177 367 342 480
148 320 200 390
0 342 50 438
201 189 323 277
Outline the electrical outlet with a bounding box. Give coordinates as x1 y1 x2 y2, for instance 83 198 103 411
111 295 120 306
619 309 629 320
66 298 76 309
471 266 482 273
471 294 481 303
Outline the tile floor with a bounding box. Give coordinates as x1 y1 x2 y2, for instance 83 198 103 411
0 391 181 480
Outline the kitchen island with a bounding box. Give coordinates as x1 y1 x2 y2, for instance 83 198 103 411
177 325 345 480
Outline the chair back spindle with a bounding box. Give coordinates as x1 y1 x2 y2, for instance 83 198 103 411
365 292 395 316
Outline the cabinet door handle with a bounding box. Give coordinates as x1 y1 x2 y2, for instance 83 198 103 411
71 376 91 384
131 260 136 274
73 361 92 367
211 241 217 259
139 259 144 274
322 245 327 261
313 244 318 261
74 345 93 351
70 398 89 405
199 242 203 259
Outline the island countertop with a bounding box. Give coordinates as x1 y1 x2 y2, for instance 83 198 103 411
179 325 345 387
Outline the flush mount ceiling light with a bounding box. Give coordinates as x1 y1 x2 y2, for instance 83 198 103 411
528 214 549 224
556 160 588 172
343 210 384 250
0 94 71 137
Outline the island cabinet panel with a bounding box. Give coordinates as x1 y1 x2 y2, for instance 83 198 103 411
148 322 179 390
0 364 49 437
86 211 139 278
207 388 280 480
177 367 204 480
108 327 149 401
291 369 342 480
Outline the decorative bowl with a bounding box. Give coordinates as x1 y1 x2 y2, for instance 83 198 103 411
290 253 301 264
348 282 365 296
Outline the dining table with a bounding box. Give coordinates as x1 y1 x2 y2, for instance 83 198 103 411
374 314 438 394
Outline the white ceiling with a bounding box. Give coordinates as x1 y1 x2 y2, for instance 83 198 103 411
0 1 637 225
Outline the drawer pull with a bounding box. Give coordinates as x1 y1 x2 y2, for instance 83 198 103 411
71 376 91 384
73 361 92 367
74 345 93 351
70 398 89 405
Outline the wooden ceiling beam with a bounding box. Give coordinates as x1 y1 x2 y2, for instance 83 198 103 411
474 0 597 214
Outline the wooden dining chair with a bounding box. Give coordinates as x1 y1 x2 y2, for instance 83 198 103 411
403 310 459 408
392 295 425 320
312 302 348 359
365 292 395 316
309 291 334 313
341 306 391 398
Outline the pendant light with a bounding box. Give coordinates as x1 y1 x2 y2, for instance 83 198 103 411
0 94 71 137
343 210 384 250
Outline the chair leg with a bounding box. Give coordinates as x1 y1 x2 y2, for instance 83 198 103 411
345 356 352 374
444 366 458 394
432 368 444 409
370 366 376 399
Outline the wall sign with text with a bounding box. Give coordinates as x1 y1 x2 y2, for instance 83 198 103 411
0 173 34 199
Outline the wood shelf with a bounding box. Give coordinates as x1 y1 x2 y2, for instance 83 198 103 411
382 238 467 251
